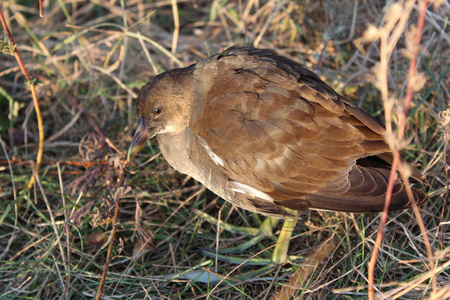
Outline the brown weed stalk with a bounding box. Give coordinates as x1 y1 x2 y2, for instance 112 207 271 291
361 1 437 299
0 9 44 189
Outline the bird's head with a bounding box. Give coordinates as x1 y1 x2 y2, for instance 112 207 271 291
127 68 195 162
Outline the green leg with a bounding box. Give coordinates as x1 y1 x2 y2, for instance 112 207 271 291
272 218 298 264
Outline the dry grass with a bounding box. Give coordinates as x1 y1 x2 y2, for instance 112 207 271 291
0 0 448 299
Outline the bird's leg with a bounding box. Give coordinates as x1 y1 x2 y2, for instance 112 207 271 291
271 218 298 264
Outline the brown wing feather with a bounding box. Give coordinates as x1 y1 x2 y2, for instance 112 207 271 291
303 166 428 212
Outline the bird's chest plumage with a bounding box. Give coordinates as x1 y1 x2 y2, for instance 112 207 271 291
157 129 234 203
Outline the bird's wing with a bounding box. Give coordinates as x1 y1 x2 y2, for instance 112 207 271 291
190 47 422 214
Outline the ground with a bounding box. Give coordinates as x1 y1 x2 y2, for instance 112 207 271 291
0 0 449 299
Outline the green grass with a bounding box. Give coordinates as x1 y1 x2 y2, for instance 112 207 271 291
0 0 449 299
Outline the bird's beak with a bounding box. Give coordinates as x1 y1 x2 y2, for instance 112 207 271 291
127 118 155 162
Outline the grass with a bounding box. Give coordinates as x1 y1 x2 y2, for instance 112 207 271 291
0 0 449 299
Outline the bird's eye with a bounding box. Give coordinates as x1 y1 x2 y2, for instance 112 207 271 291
154 107 162 115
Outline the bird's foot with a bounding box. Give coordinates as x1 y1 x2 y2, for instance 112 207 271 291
195 210 302 279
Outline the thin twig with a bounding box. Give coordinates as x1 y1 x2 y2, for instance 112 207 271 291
171 0 180 66
398 0 436 294
39 0 43 17
368 0 433 299
96 203 120 300
0 9 44 189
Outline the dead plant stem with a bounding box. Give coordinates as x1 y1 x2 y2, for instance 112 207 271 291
0 9 44 189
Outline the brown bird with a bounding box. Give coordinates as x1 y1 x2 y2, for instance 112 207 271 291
128 46 428 266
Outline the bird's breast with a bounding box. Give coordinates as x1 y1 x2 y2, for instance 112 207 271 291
157 130 234 202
